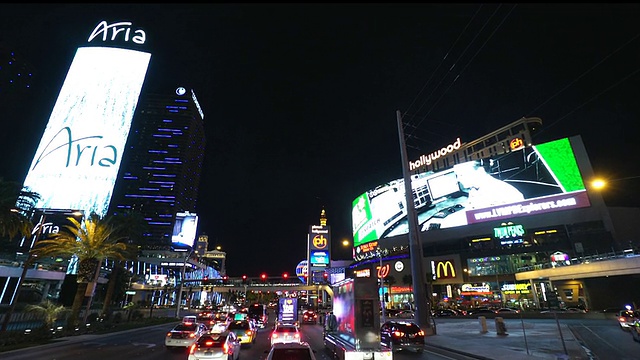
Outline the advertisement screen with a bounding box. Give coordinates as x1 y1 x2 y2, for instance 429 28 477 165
310 250 329 266
21 46 151 218
172 212 199 248
333 280 355 336
352 137 590 245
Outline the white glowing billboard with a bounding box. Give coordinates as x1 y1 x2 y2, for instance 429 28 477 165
22 46 151 217
172 212 199 248
352 137 591 247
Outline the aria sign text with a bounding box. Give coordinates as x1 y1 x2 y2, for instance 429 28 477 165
88 21 146 44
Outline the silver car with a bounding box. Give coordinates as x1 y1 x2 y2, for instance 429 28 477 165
165 322 208 349
188 331 241 360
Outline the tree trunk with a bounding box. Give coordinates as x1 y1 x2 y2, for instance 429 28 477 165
101 262 121 319
68 282 88 330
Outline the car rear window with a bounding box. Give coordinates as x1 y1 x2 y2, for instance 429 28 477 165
396 323 421 332
275 326 297 333
229 321 250 330
271 348 313 360
197 335 224 347
174 324 198 331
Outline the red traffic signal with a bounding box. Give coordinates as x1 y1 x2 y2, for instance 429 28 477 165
260 273 267 281
283 273 289 279
242 275 247 280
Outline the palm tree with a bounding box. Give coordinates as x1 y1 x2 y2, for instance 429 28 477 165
0 178 40 239
100 210 147 319
24 300 69 331
31 214 129 328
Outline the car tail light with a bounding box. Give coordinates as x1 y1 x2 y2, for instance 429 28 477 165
392 330 405 337
272 333 279 339
205 340 214 346
166 332 172 337
246 330 253 336
189 332 196 338
223 342 229 354
294 333 300 338
417 330 425 336
620 317 627 322
189 344 197 355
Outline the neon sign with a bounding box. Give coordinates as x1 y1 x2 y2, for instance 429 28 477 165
409 138 462 170
88 21 146 44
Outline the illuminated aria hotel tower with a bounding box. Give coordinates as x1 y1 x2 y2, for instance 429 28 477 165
20 20 205 277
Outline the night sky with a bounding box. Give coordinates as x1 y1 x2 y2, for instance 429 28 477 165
1 4 639 278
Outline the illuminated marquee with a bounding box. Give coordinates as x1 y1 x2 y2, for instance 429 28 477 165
510 137 524 151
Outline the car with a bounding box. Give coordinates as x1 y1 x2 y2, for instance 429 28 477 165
197 311 217 329
467 308 496 316
228 320 256 346
630 320 640 342
302 310 318 324
270 324 302 347
188 331 241 360
380 320 425 353
165 321 208 350
496 308 520 314
265 342 317 360
565 307 587 313
394 310 415 319
433 309 461 317
617 309 638 331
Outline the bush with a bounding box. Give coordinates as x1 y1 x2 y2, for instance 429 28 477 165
131 310 144 321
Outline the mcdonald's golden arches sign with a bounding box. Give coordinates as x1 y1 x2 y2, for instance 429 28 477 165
428 255 462 283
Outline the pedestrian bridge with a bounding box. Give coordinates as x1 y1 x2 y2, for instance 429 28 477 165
132 281 334 298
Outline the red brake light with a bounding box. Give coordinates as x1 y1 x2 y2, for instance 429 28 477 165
417 330 425 336
620 317 627 322
189 332 196 338
392 330 405 337
166 332 172 337
294 333 300 338
189 344 197 354
272 333 279 338
205 340 214 346
184 322 193 325
223 342 229 354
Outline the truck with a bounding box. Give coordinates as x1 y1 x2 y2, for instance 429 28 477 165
277 297 299 326
323 272 393 360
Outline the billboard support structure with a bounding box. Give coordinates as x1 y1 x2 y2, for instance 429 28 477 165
397 110 434 334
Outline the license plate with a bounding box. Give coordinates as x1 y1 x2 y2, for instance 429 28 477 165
204 351 212 355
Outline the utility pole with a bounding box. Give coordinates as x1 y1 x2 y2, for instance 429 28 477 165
175 249 193 318
396 110 434 334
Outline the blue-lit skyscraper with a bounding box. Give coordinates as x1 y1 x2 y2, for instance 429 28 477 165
109 86 206 248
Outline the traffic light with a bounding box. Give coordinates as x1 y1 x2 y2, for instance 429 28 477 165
242 275 247 283
261 273 267 282
202 276 209 285
323 272 329 283
283 273 289 280
222 275 228 284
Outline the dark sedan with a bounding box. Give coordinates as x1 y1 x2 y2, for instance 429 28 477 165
380 320 425 353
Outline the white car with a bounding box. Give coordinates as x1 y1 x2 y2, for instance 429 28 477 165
165 322 208 349
266 342 317 360
188 330 241 360
270 324 302 347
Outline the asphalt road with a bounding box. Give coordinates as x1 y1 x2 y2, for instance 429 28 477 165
1 314 637 360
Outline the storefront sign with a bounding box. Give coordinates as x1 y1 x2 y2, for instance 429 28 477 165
390 286 412 293
354 269 371 278
433 260 456 279
460 283 491 295
501 283 531 294
494 223 525 238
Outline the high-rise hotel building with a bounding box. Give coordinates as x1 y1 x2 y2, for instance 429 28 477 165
109 86 206 248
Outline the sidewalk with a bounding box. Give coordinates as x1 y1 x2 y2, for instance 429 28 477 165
424 318 591 360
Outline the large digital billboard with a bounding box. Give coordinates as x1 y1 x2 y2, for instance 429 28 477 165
21 46 151 218
352 137 591 246
172 212 199 248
